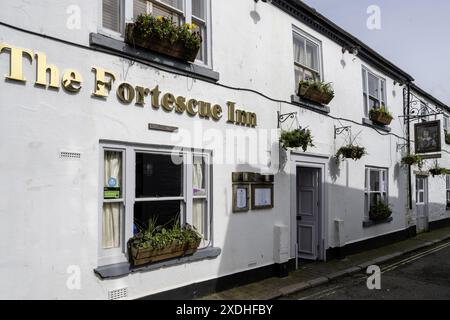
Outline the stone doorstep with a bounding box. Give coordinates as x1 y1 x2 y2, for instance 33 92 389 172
270 235 450 299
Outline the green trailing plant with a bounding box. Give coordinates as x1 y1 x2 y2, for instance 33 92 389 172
279 128 314 151
299 79 335 97
428 166 450 177
335 144 366 162
369 106 393 119
133 14 201 50
129 216 202 251
401 154 423 169
369 201 392 221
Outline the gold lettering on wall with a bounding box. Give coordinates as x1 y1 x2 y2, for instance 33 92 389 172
62 69 82 92
0 44 33 82
92 67 116 98
35 52 60 88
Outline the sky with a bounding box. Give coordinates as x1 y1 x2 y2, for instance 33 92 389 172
303 0 450 105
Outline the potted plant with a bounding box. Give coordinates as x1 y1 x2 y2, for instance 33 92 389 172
298 79 335 105
428 165 450 177
128 218 202 267
125 14 202 62
369 106 393 126
335 144 366 162
279 128 314 151
369 201 392 221
401 154 423 169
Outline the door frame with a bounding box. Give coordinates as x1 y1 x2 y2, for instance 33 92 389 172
290 152 328 261
415 175 429 233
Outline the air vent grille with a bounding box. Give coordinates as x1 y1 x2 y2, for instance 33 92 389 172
60 151 81 159
108 287 128 300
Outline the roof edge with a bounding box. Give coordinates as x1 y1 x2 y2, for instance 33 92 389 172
272 0 415 83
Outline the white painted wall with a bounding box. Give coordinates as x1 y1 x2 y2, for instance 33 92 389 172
0 0 446 299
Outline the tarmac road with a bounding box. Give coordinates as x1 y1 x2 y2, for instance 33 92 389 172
282 240 450 300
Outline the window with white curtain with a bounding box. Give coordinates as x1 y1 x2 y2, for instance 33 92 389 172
444 115 449 132
99 144 211 265
364 167 388 219
102 150 124 251
293 29 322 88
101 0 211 65
362 67 387 116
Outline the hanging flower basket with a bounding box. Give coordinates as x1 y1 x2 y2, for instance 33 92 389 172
335 144 366 161
125 14 201 63
369 107 393 126
401 154 423 169
128 223 202 267
279 128 314 151
298 80 335 105
369 201 392 221
428 166 450 177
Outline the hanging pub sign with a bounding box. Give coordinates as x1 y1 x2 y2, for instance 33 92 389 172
414 120 441 154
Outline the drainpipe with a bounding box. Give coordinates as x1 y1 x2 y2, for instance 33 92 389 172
406 82 413 210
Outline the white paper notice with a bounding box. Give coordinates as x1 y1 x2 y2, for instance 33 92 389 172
236 188 247 209
255 188 271 206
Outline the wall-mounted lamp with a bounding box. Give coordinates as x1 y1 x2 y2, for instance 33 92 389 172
342 45 359 56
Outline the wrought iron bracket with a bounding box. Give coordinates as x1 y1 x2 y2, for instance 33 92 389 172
277 111 297 129
334 125 352 140
396 143 408 152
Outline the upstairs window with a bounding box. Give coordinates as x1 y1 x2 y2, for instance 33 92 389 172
362 67 386 116
443 115 449 132
447 175 450 208
101 0 211 65
293 29 322 89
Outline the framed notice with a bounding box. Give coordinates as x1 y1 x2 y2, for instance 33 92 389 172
414 120 441 154
232 184 250 213
251 184 274 210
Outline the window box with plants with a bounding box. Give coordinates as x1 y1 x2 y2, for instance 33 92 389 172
127 219 202 267
297 80 335 105
279 127 314 151
369 201 392 222
125 14 202 63
428 165 450 177
369 106 393 126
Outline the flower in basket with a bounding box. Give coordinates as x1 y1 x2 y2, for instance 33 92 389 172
401 154 423 170
335 144 366 163
369 106 393 126
298 79 335 105
128 217 202 267
369 200 392 221
428 165 450 177
126 14 202 62
279 128 314 151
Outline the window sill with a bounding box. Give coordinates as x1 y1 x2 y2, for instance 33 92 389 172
363 216 393 228
94 247 221 279
291 95 331 114
362 118 391 132
89 33 220 83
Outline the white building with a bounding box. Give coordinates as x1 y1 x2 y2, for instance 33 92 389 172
0 0 449 299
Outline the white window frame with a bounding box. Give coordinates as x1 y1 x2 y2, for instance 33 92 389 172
362 66 387 117
416 177 426 205
292 26 323 89
443 114 449 132
98 142 212 266
364 167 389 220
99 0 212 67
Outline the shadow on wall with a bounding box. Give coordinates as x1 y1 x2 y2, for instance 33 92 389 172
207 152 450 295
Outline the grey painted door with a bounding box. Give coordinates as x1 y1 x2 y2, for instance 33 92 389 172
416 176 429 233
297 167 320 260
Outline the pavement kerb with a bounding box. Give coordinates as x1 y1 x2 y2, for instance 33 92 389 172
270 233 450 299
